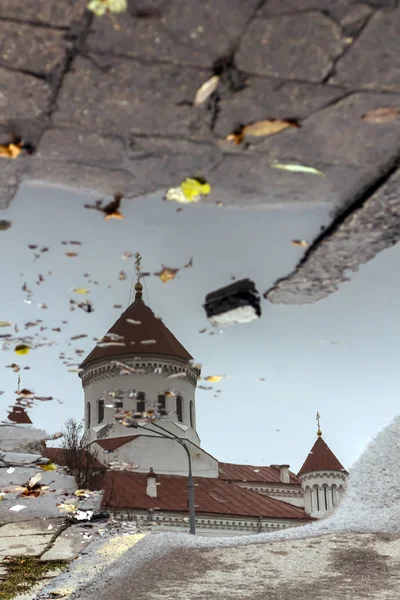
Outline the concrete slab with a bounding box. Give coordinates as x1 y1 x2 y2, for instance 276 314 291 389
40 524 99 561
0 519 66 537
0 533 53 557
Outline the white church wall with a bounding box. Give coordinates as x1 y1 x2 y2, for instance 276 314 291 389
82 357 200 445
95 435 219 478
300 470 348 518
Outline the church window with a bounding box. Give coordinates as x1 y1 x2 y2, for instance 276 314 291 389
158 395 167 416
87 402 91 428
331 484 336 506
323 485 328 510
314 485 320 511
137 392 145 412
98 399 104 424
189 400 194 427
176 396 183 422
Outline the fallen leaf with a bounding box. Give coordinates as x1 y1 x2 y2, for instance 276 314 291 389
165 177 211 204
361 107 400 123
0 321 11 327
119 271 127 280
42 461 59 472
292 240 309 247
204 375 225 382
27 473 42 488
74 489 93 498
0 142 23 159
87 0 127 16
57 503 77 513
84 193 124 219
15 344 30 355
72 288 90 294
0 220 11 231
65 252 79 257
194 75 220 106
154 266 179 283
227 119 299 144
270 163 325 176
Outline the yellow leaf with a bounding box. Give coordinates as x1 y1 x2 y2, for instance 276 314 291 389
270 164 325 176
15 344 30 355
57 503 77 513
243 119 299 138
39 462 57 471
204 375 225 382
0 142 23 159
181 178 211 200
87 0 127 15
194 75 220 106
154 267 179 283
72 288 90 294
0 321 11 327
74 489 93 497
165 177 211 204
104 211 124 220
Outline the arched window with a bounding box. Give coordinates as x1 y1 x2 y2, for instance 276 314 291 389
158 395 166 416
86 402 91 428
176 396 183 423
189 400 194 427
137 392 145 413
323 485 328 510
313 485 320 511
98 399 104 424
331 484 337 506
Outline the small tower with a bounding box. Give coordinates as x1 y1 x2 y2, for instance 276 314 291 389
298 412 348 518
78 254 218 477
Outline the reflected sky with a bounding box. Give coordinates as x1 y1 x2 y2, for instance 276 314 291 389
1 182 398 473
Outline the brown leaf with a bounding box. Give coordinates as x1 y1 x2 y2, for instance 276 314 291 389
154 266 179 283
227 119 299 145
292 239 309 247
119 271 127 280
0 142 23 159
361 107 400 123
65 252 78 257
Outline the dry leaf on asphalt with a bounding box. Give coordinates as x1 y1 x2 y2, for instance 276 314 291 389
87 0 127 16
0 142 23 159
14 344 30 355
194 75 220 106
292 240 309 247
361 107 400 123
271 163 325 176
227 119 299 145
39 462 57 471
165 178 211 204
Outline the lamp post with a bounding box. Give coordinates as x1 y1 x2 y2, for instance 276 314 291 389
129 419 196 535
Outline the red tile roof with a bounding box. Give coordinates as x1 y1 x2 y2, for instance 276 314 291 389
100 471 310 520
80 290 193 369
7 406 32 425
297 436 346 476
219 462 301 484
95 435 140 451
42 447 107 471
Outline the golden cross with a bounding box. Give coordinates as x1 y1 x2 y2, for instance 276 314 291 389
316 411 322 437
134 252 142 273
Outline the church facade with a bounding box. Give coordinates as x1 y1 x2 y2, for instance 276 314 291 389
75 281 348 536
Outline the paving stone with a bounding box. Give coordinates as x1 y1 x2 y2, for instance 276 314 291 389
0 21 69 75
213 77 345 138
40 524 98 561
30 158 138 198
0 0 87 27
53 55 214 141
266 167 400 304
37 129 126 165
0 67 52 122
0 533 53 557
86 0 259 67
0 519 65 537
236 13 346 82
0 160 25 209
252 92 400 172
332 9 400 91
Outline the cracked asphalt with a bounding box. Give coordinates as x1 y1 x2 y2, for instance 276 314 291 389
0 0 400 303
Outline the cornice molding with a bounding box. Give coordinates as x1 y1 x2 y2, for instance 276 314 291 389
81 357 200 388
